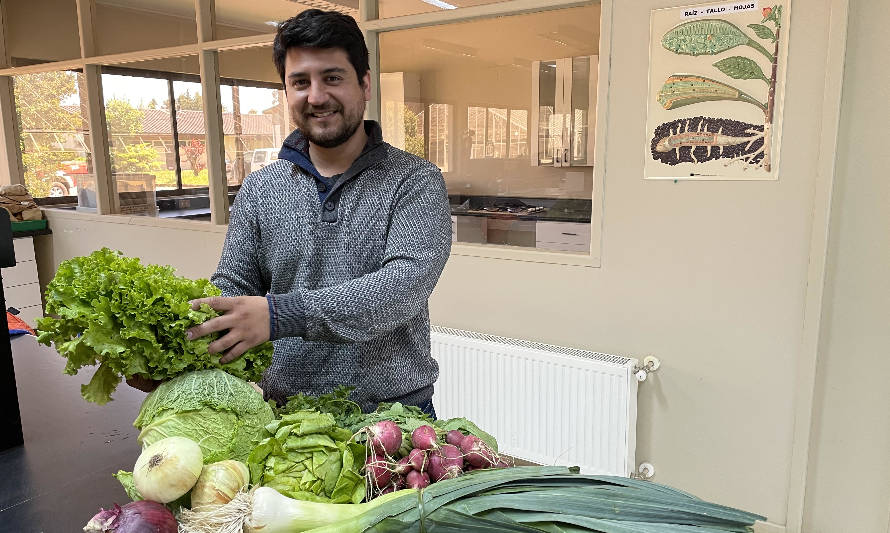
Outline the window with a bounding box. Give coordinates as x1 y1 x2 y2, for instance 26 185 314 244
94 0 197 55
101 71 173 216
173 80 208 189
380 4 600 253
467 106 486 159
219 46 289 185
12 71 92 200
509 109 528 158
378 0 511 19
467 107 523 159
6 2 81 63
428 103 451 172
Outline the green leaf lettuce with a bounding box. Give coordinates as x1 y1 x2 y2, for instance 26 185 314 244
36 248 273 404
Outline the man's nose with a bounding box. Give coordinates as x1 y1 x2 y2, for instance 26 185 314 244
307 83 328 107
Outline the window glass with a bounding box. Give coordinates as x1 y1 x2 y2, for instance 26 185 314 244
99 56 211 220
215 0 358 38
173 80 208 189
101 72 174 216
378 0 510 19
379 4 601 253
13 71 92 200
219 46 289 185
94 0 197 55
6 0 80 63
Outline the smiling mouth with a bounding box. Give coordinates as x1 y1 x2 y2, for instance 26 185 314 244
309 110 337 119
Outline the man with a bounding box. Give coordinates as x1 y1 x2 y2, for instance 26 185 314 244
184 9 452 416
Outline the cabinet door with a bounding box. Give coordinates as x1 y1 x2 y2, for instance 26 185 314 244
532 56 598 167
531 60 559 166
570 56 598 166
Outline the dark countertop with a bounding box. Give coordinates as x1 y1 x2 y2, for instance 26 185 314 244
0 335 147 532
449 195 592 223
450 208 591 223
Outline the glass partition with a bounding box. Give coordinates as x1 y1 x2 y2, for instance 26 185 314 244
379 3 601 253
378 0 511 19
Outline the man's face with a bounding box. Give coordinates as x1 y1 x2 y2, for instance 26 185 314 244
284 47 371 148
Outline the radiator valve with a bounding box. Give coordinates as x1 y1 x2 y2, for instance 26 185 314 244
634 356 661 382
630 462 655 480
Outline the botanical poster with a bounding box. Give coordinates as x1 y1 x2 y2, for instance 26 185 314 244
644 1 789 180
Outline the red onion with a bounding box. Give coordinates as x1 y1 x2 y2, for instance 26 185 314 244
84 501 177 533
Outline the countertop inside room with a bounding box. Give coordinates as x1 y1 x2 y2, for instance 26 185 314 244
0 335 146 532
449 195 592 223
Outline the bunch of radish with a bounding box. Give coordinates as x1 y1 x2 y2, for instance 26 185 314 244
362 420 513 497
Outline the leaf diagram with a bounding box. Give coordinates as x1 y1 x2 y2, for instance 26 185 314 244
652 5 783 171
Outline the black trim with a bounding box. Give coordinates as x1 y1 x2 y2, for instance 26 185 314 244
168 79 184 190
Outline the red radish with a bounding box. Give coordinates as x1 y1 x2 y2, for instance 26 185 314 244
435 444 464 478
411 425 439 451
408 448 427 472
405 470 430 489
494 457 513 469
393 456 412 475
460 435 497 468
378 483 397 495
368 420 403 456
437 444 464 470
366 454 393 487
427 453 445 481
445 430 466 447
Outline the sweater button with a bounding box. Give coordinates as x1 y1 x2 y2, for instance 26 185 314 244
324 200 335 211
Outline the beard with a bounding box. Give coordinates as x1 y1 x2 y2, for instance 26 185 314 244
299 104 364 149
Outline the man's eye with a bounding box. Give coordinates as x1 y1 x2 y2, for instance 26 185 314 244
326 76 342 83
293 80 308 88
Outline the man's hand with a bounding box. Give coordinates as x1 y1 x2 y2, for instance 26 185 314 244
187 295 271 364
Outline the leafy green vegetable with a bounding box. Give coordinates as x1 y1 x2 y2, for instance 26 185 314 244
135 369 275 464
276 385 365 430
35 248 273 404
248 410 366 504
277 390 500 455
113 470 142 501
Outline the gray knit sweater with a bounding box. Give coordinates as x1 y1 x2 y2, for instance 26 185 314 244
211 121 452 412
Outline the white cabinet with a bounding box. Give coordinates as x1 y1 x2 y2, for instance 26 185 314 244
454 216 487 244
536 221 591 253
4 237 43 326
531 55 598 167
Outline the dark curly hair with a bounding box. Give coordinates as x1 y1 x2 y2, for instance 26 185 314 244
273 10 370 86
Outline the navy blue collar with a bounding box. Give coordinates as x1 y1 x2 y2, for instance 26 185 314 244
277 120 384 179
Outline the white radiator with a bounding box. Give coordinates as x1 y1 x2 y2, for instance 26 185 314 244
431 326 638 476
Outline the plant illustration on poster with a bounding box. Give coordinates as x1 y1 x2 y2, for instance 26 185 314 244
645 1 790 180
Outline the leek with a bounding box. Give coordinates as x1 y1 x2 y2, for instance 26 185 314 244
178 466 764 533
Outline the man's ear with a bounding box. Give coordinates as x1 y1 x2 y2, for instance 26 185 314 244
362 71 372 101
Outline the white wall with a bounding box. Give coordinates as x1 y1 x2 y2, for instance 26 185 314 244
23 1 890 532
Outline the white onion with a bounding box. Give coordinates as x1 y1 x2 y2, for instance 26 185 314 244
133 436 203 503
